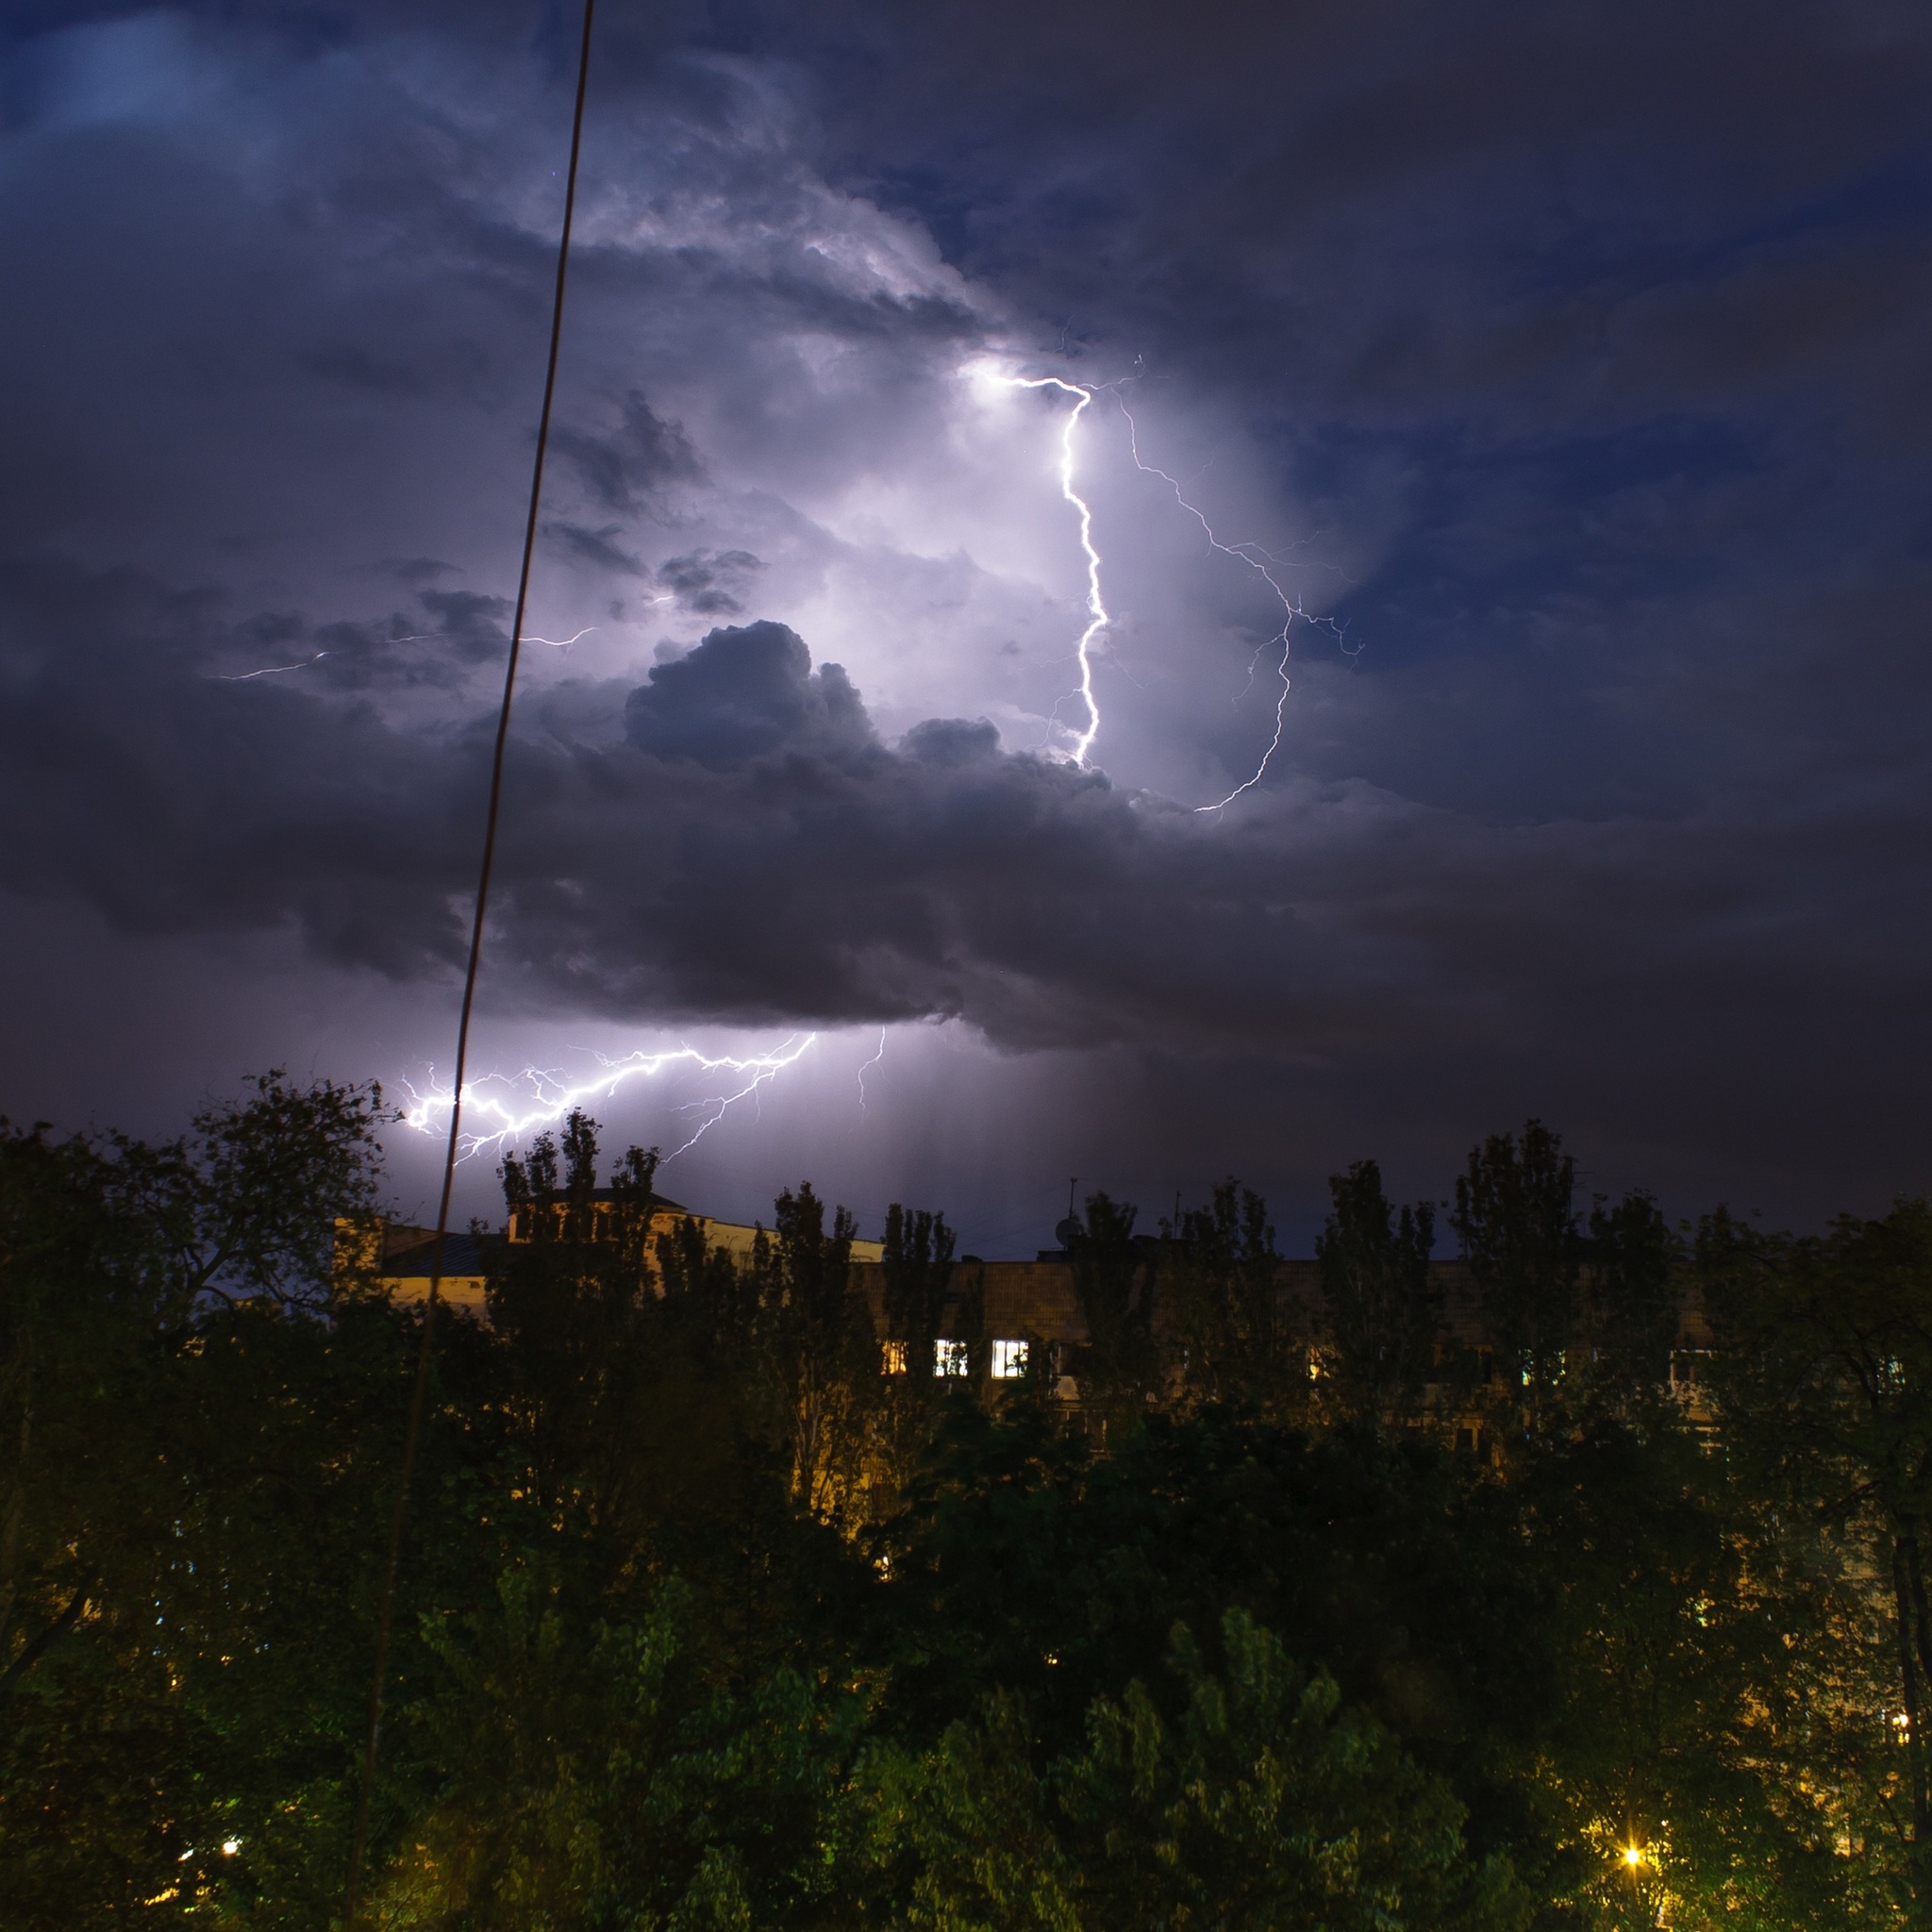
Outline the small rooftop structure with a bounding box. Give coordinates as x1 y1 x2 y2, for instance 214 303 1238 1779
335 1196 885 1319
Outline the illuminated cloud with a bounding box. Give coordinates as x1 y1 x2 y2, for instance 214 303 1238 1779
1 0 1929 1230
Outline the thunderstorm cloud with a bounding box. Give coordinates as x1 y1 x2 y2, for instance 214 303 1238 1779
1 0 1929 1232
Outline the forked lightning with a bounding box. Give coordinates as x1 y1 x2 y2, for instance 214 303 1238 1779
401 1034 818 1164
994 364 1342 807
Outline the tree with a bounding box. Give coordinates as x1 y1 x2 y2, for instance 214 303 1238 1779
489 1111 672 1523
0 1074 415 1929
874 1609 1529 1932
1451 1121 1579 1401
882 1204 958 1383
1700 1199 1932 1915
871 1205 962 1504
367 1571 867 1932
751 1183 875 1523
1315 1161 1439 1424
1067 1193 1156 1436
1508 1413 1853 1928
1161 1181 1302 1416
1583 1189 1681 1403
1 1073 391 1707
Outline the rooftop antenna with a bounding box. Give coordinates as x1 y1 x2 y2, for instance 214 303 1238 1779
1055 1175 1081 1249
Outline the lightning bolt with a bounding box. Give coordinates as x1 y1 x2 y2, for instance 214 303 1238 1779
217 626 599 683
997 376 1108 765
400 1033 818 1164
979 361 1353 807
211 652 329 681
385 625 596 648
1113 392 1311 813
856 1029 887 1114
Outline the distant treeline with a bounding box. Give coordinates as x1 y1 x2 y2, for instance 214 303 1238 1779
3 1074 1929 1928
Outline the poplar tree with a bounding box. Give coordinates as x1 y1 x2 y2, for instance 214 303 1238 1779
1451 1120 1580 1399
1162 1181 1301 1415
1315 1159 1440 1424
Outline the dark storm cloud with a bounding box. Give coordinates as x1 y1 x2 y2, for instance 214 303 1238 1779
654 549 766 617
5 592 1928 1130
549 392 703 513
195 589 514 693
624 621 870 765
544 523 650 578
3 0 1931 1222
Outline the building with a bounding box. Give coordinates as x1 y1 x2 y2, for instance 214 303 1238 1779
336 1191 884 1317
332 1215 494 1318
335 1204 1713 1437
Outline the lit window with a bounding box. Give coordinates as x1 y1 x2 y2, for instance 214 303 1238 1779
935 1340 970 1377
881 1340 908 1374
991 1339 1028 1379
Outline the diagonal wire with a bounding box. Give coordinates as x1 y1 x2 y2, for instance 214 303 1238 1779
342 1 597 1918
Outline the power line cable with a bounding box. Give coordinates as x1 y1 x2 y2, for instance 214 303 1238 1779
341 2 597 1917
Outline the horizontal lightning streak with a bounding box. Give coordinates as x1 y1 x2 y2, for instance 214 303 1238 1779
212 653 329 681
400 1034 818 1164
217 627 596 681
386 625 595 648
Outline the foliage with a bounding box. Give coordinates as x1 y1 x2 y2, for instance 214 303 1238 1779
1451 1120 1579 1397
1160 1180 1303 1417
2 1080 1924 1930
873 1205 962 1506
1066 1192 1157 1437
1315 1159 1440 1424
0 1074 411 1928
1698 1198 1932 1916
749 1182 874 1522
366 1573 864 1932
871 1608 1529 1932
1581 1190 1680 1403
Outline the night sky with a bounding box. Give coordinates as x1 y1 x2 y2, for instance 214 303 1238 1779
2 1 1928 1251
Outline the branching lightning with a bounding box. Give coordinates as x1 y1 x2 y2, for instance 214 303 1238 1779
400 1033 818 1165
984 361 1352 808
997 377 1108 765
1112 392 1307 812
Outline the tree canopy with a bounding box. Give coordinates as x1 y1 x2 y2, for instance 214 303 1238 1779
0 1089 1922 1927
